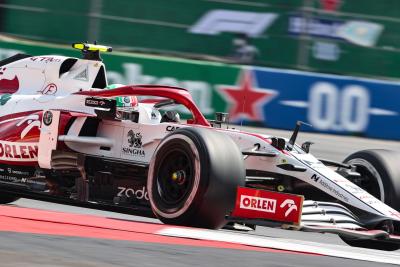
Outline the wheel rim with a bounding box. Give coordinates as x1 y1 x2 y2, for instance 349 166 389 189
155 147 195 208
147 134 202 219
347 158 385 202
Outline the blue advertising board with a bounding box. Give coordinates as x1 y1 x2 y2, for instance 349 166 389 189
251 67 400 139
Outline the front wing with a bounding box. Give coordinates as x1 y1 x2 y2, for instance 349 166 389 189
230 187 400 245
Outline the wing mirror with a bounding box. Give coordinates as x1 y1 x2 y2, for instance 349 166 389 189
210 112 229 128
301 141 314 153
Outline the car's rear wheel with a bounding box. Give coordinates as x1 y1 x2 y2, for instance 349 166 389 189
147 127 245 229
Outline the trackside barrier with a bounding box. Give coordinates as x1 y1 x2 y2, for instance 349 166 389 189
0 39 399 140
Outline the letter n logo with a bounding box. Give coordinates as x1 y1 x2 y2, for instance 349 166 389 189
311 174 320 182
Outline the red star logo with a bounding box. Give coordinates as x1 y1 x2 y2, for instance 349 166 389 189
320 0 342 12
218 70 277 121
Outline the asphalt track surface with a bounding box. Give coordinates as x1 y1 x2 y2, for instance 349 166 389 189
1 127 400 267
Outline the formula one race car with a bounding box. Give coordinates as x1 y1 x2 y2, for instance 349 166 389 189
1 43 400 251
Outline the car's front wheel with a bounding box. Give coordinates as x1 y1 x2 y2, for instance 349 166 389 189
147 127 245 229
340 149 400 251
342 149 400 211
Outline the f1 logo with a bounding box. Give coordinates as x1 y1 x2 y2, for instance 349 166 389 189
189 10 278 37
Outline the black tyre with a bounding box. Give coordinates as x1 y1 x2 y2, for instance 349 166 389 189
0 193 19 204
340 237 400 251
147 127 245 229
341 149 400 251
343 149 400 211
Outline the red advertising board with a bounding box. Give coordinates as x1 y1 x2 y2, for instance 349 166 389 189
231 187 304 225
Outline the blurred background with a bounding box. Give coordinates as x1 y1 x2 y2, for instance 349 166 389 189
0 0 399 140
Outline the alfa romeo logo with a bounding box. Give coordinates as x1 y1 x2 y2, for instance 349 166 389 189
43 111 53 126
127 130 142 148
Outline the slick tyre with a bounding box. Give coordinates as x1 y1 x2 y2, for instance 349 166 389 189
343 149 400 211
341 149 400 251
0 193 19 204
340 238 400 251
147 127 245 229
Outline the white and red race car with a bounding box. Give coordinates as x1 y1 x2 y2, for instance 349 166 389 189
0 43 400 251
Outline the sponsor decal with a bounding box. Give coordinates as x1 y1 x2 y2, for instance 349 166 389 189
0 140 38 162
340 182 380 204
122 147 145 157
0 175 46 187
310 172 383 205
122 130 145 157
16 114 41 139
0 175 21 183
289 13 383 48
43 111 53 126
239 195 276 213
342 183 364 193
189 10 278 37
0 167 31 176
310 174 349 202
85 97 115 109
116 96 138 108
280 199 298 217
117 186 149 201
86 99 103 106
30 56 61 63
38 83 58 95
311 174 321 182
232 187 303 225
166 125 180 132
281 82 397 133
288 15 344 39
0 67 19 94
218 70 278 122
74 67 89 81
127 130 142 148
22 177 46 187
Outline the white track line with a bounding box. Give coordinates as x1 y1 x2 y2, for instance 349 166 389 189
157 227 400 265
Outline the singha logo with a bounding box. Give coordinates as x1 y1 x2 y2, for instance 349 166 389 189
127 130 142 148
